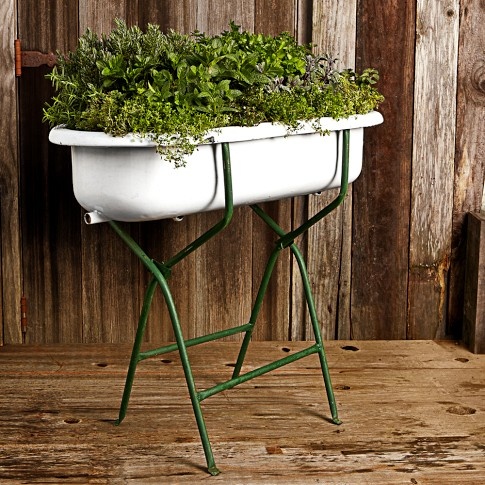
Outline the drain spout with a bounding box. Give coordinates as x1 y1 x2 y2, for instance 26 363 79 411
84 211 110 224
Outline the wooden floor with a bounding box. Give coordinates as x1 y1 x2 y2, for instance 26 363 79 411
0 340 484 484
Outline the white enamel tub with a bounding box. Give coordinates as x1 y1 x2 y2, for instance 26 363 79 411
49 111 383 223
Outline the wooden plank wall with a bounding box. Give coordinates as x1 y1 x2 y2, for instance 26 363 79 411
2 0 484 344
451 0 485 336
408 1 459 339
292 1 357 341
352 1 415 339
0 0 22 344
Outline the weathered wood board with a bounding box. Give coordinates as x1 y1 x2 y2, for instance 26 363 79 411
352 0 415 339
463 212 485 353
0 340 484 483
291 0 357 341
449 0 485 336
408 1 460 339
2 1 484 344
0 0 22 344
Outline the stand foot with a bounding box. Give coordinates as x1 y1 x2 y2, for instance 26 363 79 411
208 466 221 476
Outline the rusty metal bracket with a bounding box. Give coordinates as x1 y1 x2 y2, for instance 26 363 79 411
15 39 57 77
20 296 27 344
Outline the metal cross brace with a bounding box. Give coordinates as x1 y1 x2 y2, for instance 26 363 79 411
107 130 351 475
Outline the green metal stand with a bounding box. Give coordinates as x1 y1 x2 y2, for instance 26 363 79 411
107 131 351 476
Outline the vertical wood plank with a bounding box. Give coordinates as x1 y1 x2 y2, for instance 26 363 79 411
135 3 199 344
139 5 255 344
197 0 254 34
293 0 357 341
19 82 83 344
296 0 312 44
251 202 292 341
192 209 253 341
139 211 254 344
78 2 141 343
463 212 485 353
255 0 295 35
138 218 198 343
0 0 22 344
192 4 255 341
18 1 82 343
449 0 485 337
79 0 127 34
80 223 140 343
408 0 459 339
18 0 79 52
251 0 296 340
352 0 415 339
312 1 356 64
138 0 198 31
290 0 311 339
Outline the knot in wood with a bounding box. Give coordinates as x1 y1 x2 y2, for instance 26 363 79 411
471 58 485 97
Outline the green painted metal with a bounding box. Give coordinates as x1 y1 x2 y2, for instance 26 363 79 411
164 142 234 270
139 323 254 361
113 276 158 426
198 343 320 401
106 130 351 475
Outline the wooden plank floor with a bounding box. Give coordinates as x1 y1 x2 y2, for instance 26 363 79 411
0 340 484 484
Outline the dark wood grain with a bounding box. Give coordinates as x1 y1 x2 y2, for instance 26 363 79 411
137 218 197 343
251 202 292 341
449 0 485 338
138 0 198 32
250 0 296 341
19 67 84 343
255 0 295 35
80 222 141 343
352 0 415 339
0 0 22 344
17 0 82 343
193 209 253 341
463 212 485 353
18 0 79 52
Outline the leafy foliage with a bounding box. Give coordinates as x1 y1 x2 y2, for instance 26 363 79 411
44 20 384 166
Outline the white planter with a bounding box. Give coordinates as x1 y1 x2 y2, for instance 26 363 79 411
49 111 383 223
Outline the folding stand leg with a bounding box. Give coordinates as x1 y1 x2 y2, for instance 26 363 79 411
291 242 341 424
114 277 158 426
232 129 351 425
105 130 350 474
108 221 222 475
107 143 235 476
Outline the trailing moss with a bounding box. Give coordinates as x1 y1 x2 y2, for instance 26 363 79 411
44 20 384 166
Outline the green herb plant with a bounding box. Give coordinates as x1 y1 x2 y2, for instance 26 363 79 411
44 20 384 166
